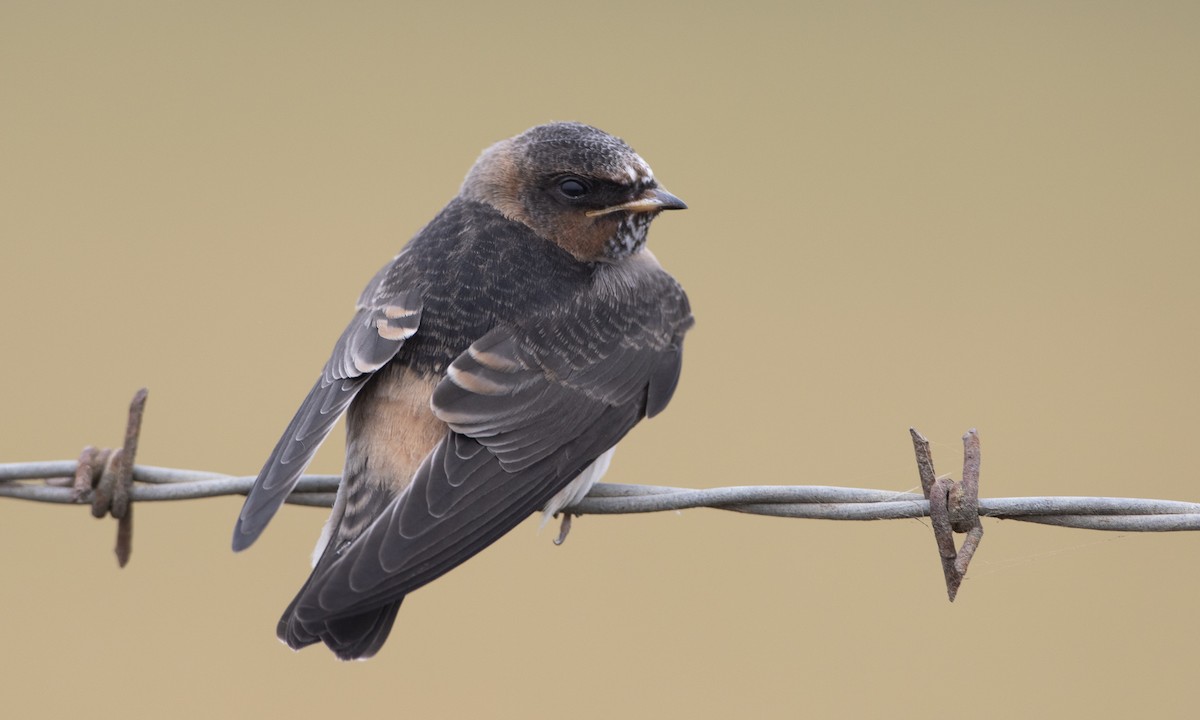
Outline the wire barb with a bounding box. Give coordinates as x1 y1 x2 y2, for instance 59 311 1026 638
911 428 986 601
62 389 148 567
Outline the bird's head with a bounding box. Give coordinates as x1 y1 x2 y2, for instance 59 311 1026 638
461 122 686 262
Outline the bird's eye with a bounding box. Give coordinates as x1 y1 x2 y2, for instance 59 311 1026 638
558 177 589 198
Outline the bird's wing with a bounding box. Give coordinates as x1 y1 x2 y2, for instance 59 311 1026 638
287 268 692 625
232 274 422 551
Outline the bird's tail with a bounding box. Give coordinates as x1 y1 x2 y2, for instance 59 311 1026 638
276 460 406 661
277 587 403 661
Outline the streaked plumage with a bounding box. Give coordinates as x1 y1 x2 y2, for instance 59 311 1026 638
233 122 693 660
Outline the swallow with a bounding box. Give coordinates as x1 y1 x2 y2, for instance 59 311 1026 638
232 122 693 660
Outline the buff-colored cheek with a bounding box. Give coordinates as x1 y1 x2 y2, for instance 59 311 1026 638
555 215 615 261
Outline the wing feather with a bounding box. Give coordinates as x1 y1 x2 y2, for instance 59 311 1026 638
232 288 422 551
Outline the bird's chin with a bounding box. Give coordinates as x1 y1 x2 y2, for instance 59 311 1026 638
603 212 655 260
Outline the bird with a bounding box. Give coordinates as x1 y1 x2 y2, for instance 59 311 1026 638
232 122 694 660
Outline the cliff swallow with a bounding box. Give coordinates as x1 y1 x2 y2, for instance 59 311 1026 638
232 122 693 660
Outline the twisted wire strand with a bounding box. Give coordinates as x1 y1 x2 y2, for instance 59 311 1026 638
3 461 1198 531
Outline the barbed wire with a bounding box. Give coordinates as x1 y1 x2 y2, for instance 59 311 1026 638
3 389 1198 600
4 459 1200 532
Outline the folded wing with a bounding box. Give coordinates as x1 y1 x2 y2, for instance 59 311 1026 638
284 269 692 630
232 286 423 551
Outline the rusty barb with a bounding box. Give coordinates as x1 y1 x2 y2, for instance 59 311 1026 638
54 388 148 567
910 427 984 601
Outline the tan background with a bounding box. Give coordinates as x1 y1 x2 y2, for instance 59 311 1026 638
3 2 1198 718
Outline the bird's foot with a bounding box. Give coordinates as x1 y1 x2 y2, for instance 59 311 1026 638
553 512 573 546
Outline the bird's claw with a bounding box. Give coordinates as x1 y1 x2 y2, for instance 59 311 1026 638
553 512 573 546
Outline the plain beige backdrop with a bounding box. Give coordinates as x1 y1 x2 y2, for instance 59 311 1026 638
3 2 1198 718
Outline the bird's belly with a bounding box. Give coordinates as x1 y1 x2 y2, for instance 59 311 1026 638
345 364 447 494
312 366 447 565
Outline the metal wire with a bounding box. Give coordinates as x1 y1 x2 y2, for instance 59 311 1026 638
3 461 1199 532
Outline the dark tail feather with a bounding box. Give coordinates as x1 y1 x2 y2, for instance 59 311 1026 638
273 458 406 660
277 592 404 661
275 474 404 661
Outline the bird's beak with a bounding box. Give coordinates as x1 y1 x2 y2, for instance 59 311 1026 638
586 187 688 217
